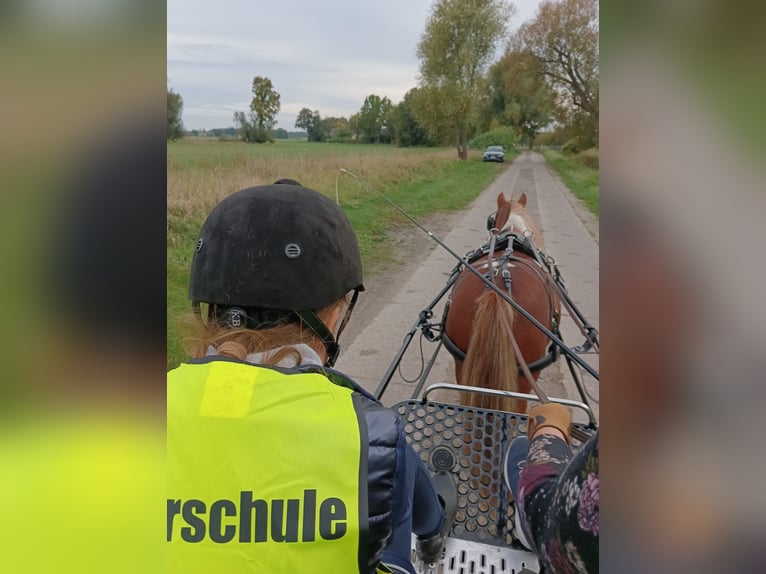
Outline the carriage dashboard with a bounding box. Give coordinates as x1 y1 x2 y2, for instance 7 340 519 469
395 400 596 574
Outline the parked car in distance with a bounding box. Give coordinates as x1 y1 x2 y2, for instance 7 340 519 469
483 145 505 162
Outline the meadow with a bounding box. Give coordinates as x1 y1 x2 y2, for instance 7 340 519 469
167 139 511 367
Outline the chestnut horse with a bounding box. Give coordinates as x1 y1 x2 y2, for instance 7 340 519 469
443 192 560 413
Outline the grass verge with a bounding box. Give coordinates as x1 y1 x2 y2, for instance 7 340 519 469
542 150 599 217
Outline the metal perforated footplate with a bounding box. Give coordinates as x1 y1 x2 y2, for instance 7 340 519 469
411 534 539 574
395 400 593 549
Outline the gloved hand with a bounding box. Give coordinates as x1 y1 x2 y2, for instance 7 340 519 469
527 403 572 443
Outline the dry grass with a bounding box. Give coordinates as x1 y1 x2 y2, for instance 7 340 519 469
168 141 455 239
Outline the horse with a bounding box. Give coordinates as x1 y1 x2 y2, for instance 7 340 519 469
442 192 561 414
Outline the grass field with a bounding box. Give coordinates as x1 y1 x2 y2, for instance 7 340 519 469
168 139 514 368
542 150 600 217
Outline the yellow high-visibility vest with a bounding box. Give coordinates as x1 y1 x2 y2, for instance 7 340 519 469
167 359 367 573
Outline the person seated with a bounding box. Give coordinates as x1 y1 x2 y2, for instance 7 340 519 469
505 403 599 573
167 179 456 573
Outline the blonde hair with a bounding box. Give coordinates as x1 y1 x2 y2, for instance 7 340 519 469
181 298 349 365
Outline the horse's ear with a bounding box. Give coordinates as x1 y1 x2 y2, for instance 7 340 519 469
518 193 527 207
497 192 507 208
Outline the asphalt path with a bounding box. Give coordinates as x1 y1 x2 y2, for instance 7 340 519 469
335 151 599 424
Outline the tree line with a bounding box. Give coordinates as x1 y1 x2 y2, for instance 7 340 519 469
167 0 598 157
184 127 305 139
292 91 432 146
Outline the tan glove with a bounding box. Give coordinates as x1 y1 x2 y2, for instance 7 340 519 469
527 403 572 443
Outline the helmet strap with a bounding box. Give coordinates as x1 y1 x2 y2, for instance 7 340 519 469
336 290 359 337
293 310 340 367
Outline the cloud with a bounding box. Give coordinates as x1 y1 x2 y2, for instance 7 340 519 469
168 0 545 130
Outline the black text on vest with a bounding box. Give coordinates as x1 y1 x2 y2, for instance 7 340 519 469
167 490 347 543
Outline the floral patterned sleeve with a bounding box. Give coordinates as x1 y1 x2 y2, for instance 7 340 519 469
518 431 599 574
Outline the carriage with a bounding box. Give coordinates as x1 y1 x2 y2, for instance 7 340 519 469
372 193 600 574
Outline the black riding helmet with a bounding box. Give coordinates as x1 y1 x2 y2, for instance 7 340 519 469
189 179 364 366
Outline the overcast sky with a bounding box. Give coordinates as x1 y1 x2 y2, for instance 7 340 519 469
168 0 545 131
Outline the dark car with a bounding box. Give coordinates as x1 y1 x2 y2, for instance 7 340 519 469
483 145 505 162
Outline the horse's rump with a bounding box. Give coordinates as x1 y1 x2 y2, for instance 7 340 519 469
444 249 559 413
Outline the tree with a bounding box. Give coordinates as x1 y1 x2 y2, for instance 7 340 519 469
381 104 397 144
294 107 314 137
485 50 555 148
250 76 281 132
167 88 184 140
233 76 281 143
294 107 325 142
233 111 261 143
515 0 598 145
393 88 432 147
348 113 362 141
357 94 392 143
321 116 351 142
416 0 513 159
410 87 453 147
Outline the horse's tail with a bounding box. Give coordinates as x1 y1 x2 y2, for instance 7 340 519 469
460 289 521 413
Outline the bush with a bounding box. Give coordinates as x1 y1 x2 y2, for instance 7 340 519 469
469 127 516 151
534 131 562 148
562 136 584 155
577 148 599 169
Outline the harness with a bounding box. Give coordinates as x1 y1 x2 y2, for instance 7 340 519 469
440 230 562 374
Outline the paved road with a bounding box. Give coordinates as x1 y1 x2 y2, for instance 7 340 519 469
335 151 599 424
